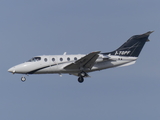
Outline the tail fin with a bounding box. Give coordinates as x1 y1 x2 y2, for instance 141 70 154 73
104 31 153 57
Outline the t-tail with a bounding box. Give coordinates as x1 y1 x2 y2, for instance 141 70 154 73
103 31 153 57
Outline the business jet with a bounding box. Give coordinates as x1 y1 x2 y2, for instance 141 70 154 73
8 31 153 83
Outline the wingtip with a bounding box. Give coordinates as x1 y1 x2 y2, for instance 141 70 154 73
91 51 101 54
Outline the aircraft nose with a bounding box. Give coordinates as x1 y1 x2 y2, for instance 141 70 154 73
8 67 16 74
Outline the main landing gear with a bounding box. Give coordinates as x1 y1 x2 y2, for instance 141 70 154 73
78 76 84 83
77 71 87 83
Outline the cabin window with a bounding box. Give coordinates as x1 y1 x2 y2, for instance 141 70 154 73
52 58 55 61
44 58 47 62
67 57 70 61
28 57 41 62
60 58 63 61
74 57 77 60
118 58 122 60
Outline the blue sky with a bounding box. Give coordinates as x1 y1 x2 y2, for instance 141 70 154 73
0 0 160 120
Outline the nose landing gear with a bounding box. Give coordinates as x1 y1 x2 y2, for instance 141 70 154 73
21 77 26 82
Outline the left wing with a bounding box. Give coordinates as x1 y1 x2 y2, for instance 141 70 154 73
64 51 100 70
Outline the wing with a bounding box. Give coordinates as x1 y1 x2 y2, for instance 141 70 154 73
64 51 101 70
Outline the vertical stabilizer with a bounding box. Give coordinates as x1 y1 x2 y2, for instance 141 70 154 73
103 31 153 57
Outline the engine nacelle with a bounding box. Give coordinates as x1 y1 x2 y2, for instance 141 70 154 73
96 54 110 62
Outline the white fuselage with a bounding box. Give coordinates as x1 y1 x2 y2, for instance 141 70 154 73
8 54 137 75
8 31 152 83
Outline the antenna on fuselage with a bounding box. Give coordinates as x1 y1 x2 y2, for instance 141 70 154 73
63 52 67 55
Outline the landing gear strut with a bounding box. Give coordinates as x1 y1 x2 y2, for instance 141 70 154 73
78 76 84 83
21 77 26 82
80 71 86 77
77 71 87 83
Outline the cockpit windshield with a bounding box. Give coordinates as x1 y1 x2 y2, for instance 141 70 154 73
27 57 41 62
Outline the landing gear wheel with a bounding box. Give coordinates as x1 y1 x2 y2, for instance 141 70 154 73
78 76 84 83
21 77 26 82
